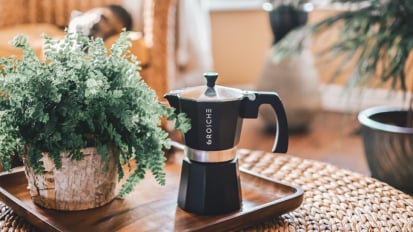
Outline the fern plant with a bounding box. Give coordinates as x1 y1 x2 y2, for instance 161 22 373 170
0 32 190 198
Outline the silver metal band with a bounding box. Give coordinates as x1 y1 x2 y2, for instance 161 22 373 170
186 147 237 163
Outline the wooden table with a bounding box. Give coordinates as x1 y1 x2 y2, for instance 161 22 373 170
239 110 369 175
1 149 413 231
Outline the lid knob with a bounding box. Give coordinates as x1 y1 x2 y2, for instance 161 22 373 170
204 72 218 88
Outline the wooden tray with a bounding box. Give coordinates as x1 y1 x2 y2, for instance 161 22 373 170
0 153 304 231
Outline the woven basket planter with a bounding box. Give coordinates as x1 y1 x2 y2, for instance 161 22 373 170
358 106 413 195
23 147 118 211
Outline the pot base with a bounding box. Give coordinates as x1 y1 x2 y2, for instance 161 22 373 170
177 157 242 215
23 147 118 211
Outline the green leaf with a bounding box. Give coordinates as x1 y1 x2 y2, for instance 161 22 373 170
0 31 191 196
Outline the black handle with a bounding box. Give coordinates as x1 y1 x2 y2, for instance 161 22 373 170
240 92 288 153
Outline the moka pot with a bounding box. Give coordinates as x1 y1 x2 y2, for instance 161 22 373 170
164 72 289 215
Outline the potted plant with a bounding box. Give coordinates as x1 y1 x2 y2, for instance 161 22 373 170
273 0 413 194
257 1 321 133
0 32 190 210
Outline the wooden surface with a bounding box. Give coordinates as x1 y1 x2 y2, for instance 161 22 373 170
0 110 384 231
0 152 303 232
2 146 413 231
239 110 370 175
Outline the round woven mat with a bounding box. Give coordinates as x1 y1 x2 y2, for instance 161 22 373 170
0 202 38 231
237 149 413 231
1 149 413 231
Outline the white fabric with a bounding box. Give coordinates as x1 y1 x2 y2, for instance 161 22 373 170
173 0 213 89
122 0 214 90
67 11 101 36
122 0 145 33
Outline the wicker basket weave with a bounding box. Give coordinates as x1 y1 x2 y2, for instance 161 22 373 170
2 149 413 231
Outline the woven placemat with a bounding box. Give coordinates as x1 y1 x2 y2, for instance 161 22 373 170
237 149 413 231
2 149 413 231
0 202 38 231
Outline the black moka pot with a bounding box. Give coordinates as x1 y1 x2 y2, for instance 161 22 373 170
164 72 289 215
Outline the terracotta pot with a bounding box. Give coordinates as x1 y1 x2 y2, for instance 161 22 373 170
358 106 413 194
23 147 118 211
